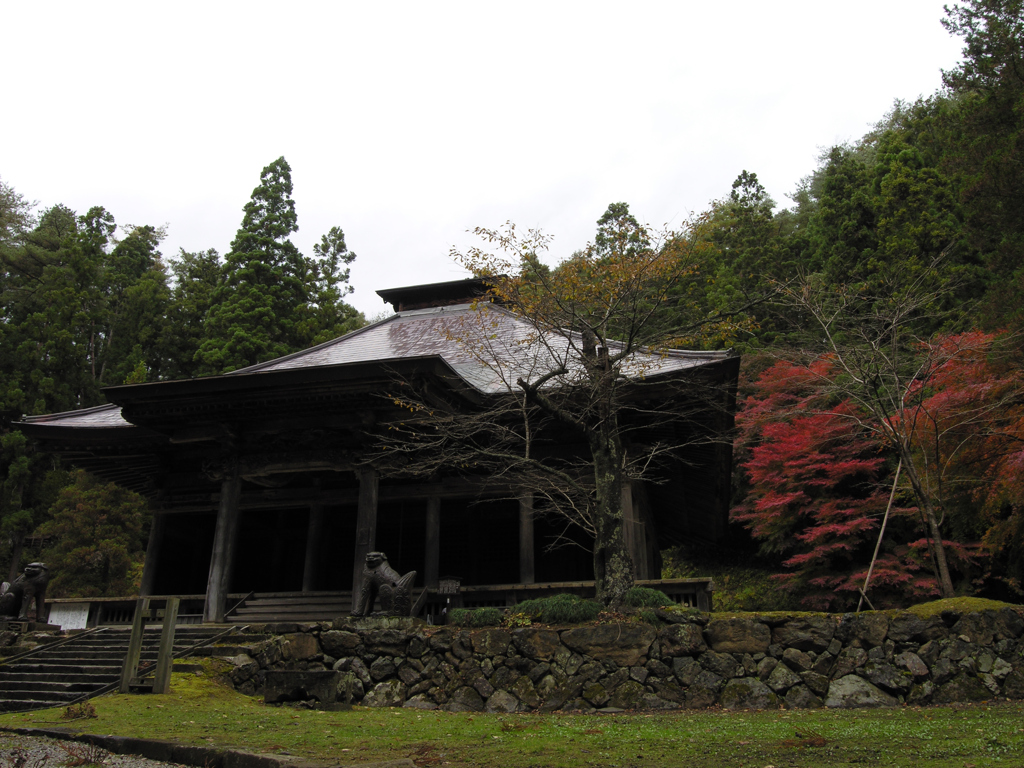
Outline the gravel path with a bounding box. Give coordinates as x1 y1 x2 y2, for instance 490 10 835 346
0 732 190 768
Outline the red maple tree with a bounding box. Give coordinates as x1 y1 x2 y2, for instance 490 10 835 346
905 331 1024 597
733 353 984 610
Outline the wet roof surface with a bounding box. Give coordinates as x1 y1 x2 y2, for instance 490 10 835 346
25 303 732 428
20 403 131 428
241 303 729 393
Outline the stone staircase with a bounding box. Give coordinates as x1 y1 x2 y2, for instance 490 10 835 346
0 625 235 713
224 589 431 624
225 591 354 623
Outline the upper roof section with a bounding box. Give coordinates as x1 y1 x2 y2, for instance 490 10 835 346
234 301 734 395
376 276 494 312
18 278 738 433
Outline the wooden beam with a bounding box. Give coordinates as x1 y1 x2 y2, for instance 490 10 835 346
139 512 167 596
425 497 441 589
519 493 535 584
155 477 516 514
168 424 235 444
203 475 242 623
351 469 379 592
302 504 324 592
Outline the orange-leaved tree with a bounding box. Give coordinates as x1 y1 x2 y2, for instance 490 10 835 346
377 204 752 607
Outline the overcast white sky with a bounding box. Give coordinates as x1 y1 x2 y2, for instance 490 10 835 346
3 1 964 318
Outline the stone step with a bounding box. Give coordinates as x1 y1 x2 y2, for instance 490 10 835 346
31 650 158 660
232 606 346 617
229 609 349 619
63 632 225 645
0 680 105 694
1 664 123 676
235 597 351 606
227 611 343 623
0 671 118 683
0 688 84 702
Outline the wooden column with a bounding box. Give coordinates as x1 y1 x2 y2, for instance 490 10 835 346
621 481 647 579
351 468 379 591
139 511 167 596
302 503 324 593
519 493 535 584
424 496 441 589
204 475 242 623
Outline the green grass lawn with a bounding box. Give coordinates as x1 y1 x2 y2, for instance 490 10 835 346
1 669 1023 767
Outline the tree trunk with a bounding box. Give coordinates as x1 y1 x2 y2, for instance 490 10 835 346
900 450 956 598
589 425 634 608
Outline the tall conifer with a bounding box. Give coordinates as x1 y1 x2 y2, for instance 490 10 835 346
196 157 308 373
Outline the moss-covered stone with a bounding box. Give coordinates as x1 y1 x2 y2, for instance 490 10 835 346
703 618 770 654
607 680 645 709
472 629 511 656
560 624 655 666
720 677 778 710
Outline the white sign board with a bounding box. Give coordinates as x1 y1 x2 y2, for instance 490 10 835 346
47 603 91 630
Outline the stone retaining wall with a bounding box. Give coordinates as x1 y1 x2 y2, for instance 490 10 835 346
223 607 1024 711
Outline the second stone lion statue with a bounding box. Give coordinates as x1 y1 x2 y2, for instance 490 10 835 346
351 551 416 617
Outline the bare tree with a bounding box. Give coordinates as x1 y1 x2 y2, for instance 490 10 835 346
372 211 744 607
779 256 1019 598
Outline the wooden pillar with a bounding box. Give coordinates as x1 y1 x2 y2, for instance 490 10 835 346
425 496 441 589
139 511 167 596
351 468 379 591
302 503 324 593
519 493 535 584
621 481 647 579
204 475 242 623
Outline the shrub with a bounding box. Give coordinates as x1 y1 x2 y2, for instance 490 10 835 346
625 586 672 608
38 470 150 598
501 611 531 629
662 544 799 612
513 593 603 624
635 607 661 625
448 607 504 627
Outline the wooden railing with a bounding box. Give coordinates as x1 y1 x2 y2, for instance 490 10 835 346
43 577 713 628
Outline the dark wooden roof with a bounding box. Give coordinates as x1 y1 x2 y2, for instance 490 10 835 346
15 279 740 536
376 276 494 312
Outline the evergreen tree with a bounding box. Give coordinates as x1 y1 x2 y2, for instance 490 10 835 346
0 178 34 251
940 0 1024 330
38 470 149 597
196 157 309 373
97 224 171 385
707 171 788 346
164 248 223 379
304 226 364 345
0 205 103 419
196 157 363 373
807 147 879 287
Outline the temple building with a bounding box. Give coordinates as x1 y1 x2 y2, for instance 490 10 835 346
18 278 739 622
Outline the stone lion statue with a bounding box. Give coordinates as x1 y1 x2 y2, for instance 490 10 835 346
0 562 50 622
351 551 416 617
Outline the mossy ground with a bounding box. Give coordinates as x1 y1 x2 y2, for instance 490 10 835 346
1 662 1022 767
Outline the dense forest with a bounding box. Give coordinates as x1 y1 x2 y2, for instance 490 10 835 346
1 0 1022 607
0 157 365 593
